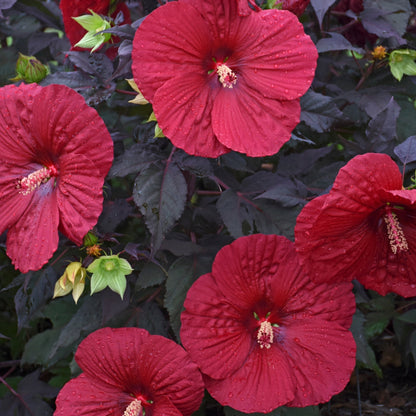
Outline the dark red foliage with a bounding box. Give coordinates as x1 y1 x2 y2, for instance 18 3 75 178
180 234 356 413
295 153 416 298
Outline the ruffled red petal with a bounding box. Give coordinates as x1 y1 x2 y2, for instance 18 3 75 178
181 273 252 379
240 10 317 101
132 1 211 102
54 374 128 416
0 84 41 165
6 180 59 273
57 153 104 245
30 84 113 178
152 74 229 157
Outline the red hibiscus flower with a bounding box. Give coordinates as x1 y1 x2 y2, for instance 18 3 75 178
295 153 416 297
279 0 310 16
180 234 356 413
0 83 113 273
60 0 131 57
132 0 317 158
54 327 204 416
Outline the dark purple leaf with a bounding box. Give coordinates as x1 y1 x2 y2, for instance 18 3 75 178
316 32 365 54
365 97 400 153
301 90 344 133
310 0 336 27
133 162 187 253
394 136 416 165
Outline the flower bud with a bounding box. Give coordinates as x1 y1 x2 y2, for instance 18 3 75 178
11 53 48 83
53 262 87 304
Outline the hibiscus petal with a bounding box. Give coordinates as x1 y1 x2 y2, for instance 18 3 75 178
136 335 204 416
181 273 252 379
6 180 59 273
30 84 113 177
211 234 296 309
204 346 296 413
54 374 128 416
152 74 229 157
211 82 301 156
241 10 317 101
132 1 212 102
56 153 105 245
0 84 40 164
281 321 356 407
0 162 34 233
75 327 151 388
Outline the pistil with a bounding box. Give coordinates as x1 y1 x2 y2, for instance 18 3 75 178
17 165 57 195
383 210 408 254
123 399 143 416
257 320 274 349
216 63 237 88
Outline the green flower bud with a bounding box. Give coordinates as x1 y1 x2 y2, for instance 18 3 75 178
11 53 48 83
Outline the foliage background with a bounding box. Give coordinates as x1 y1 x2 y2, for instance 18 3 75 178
1 0 416 415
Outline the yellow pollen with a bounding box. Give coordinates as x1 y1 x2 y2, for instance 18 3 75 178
383 211 408 254
16 166 56 195
123 399 143 416
257 320 273 349
216 64 237 88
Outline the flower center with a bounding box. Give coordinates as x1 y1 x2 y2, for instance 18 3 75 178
123 399 143 416
383 210 408 254
216 63 237 88
257 320 274 349
16 165 57 195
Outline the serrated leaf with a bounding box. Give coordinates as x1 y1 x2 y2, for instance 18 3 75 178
165 257 199 340
133 162 187 253
310 0 336 27
136 301 169 337
365 97 400 153
14 267 57 330
301 90 344 133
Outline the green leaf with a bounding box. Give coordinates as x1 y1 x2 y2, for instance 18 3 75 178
164 257 200 340
397 309 416 323
351 310 382 377
72 10 109 32
136 262 167 290
133 162 187 253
